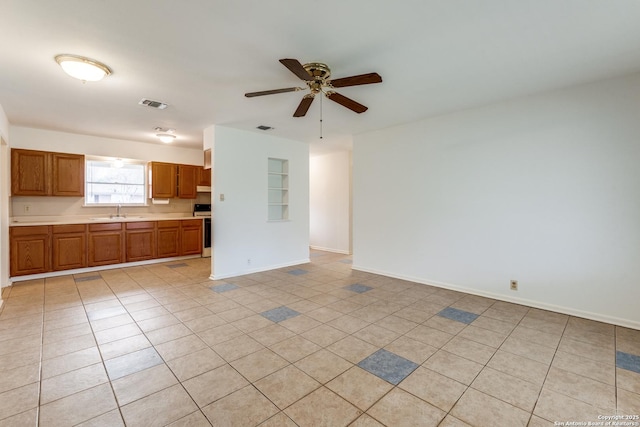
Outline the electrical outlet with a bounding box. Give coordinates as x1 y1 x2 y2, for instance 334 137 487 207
510 280 518 291
247 258 251 265
220 194 225 202
24 204 31 213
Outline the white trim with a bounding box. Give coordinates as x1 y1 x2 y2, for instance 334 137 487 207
9 255 202 282
309 245 351 255
352 264 640 331
211 258 311 281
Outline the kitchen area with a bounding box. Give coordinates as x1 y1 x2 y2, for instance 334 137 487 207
7 132 213 281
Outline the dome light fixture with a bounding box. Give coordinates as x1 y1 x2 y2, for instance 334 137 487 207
55 54 112 82
156 133 176 143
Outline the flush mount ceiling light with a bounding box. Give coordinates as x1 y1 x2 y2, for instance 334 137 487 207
55 54 112 82
157 134 176 143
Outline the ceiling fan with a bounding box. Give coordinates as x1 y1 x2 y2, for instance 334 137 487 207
245 58 382 117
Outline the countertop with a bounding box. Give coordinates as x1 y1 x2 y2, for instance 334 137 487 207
9 214 210 227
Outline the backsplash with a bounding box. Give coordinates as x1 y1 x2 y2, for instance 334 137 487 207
11 193 212 218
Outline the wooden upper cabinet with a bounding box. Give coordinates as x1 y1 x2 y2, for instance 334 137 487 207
51 153 85 196
149 162 177 198
11 149 50 195
11 149 84 197
178 165 197 199
197 166 211 187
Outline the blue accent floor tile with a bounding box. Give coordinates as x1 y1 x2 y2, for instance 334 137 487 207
261 306 301 323
210 283 240 293
437 307 479 324
288 269 308 276
167 263 188 269
339 259 353 264
358 349 419 385
617 351 640 374
344 283 373 294
74 275 102 282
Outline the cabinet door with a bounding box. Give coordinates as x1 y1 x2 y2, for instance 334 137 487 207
52 153 85 196
178 165 197 199
150 162 177 198
11 149 50 196
125 222 156 262
52 233 87 271
197 166 211 187
88 224 124 266
10 226 50 276
157 221 181 258
181 220 202 255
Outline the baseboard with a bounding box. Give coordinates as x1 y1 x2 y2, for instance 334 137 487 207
352 264 640 331
211 258 311 281
310 245 351 255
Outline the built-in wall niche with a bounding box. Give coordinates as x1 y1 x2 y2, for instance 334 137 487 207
267 158 289 221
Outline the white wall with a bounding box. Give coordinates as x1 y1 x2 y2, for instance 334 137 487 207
210 126 310 279
310 150 352 254
0 104 9 292
353 72 640 329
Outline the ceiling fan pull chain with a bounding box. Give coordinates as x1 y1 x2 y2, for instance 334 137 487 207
320 93 323 140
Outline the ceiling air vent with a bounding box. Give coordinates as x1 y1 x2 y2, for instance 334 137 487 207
256 125 273 131
138 98 168 109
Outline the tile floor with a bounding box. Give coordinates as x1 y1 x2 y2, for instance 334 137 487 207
0 250 639 426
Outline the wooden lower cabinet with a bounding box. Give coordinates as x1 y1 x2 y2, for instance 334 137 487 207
126 222 156 262
157 221 181 258
52 224 87 271
10 226 50 276
181 220 202 256
88 223 124 267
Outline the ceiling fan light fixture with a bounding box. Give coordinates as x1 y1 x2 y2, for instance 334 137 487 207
55 54 112 82
156 133 176 143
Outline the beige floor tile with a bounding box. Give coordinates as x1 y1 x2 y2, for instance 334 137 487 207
327 315 370 334
255 365 321 409
567 317 615 336
451 388 529 427
39 383 117 426
154 334 208 361
41 362 109 404
405 324 454 348
42 333 95 360
374 315 418 334
0 362 40 394
197 324 244 346
167 348 226 381
544 367 616 410
232 314 274 333
0 347 42 372
111 364 178 406
470 315 517 335
295 349 353 384
367 388 445 427
285 386 362 427
173 306 214 323
306 307 343 323
617 388 640 414
249 323 296 346
424 315 468 335
270 335 321 362
551 350 615 385
533 388 609 424
327 336 378 364
166 410 211 427
146 323 192 345
76 409 125 427
93 323 142 345
471 367 541 412
213 334 265 361
558 337 617 365
0 408 38 427
438 415 473 427
509 325 562 349
121 384 198 427
182 364 249 407
457 325 508 348
99 334 151 360
527 415 555 426
384 335 437 364
480 307 526 324
130 306 170 322
326 366 392 411
183 314 227 333
90 314 134 332
487 350 549 386
399 366 467 412
202 385 279 427
301 324 348 347
137 313 181 333
618 338 640 355
258 412 299 427
499 336 556 365
443 336 496 364
348 413 385 427
217 306 255 322
104 347 163 381
423 350 483 385
279 315 322 334
617 368 640 394
43 321 92 343
353 324 400 347
230 348 289 382
0 383 40 421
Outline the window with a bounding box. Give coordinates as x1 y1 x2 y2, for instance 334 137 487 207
267 158 289 220
85 158 146 205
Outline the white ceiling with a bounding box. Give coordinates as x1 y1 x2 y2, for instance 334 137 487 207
2 0 640 154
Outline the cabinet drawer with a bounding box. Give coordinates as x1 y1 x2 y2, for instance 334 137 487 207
10 225 50 237
157 220 180 229
181 219 202 228
52 224 87 234
89 223 123 232
126 221 155 230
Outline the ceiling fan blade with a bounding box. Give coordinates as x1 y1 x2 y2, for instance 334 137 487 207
329 72 382 88
293 95 314 117
325 91 368 113
245 87 302 97
279 58 313 81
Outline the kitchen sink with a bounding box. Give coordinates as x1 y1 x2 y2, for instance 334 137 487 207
90 216 145 221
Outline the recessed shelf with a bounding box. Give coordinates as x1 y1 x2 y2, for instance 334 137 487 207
268 158 289 221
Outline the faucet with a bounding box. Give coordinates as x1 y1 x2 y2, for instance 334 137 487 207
110 204 125 218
